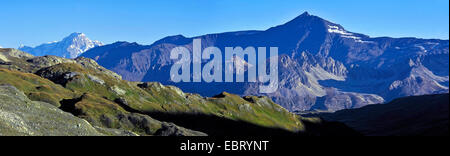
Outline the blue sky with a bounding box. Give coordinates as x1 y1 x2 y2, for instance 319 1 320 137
0 0 448 48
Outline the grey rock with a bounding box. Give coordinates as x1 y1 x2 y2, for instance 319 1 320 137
0 48 34 62
75 57 122 80
64 72 79 79
155 122 208 136
94 126 139 136
0 85 103 136
87 74 105 85
110 86 126 95
26 55 76 67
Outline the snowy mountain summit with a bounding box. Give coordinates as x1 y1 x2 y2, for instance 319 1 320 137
19 33 103 58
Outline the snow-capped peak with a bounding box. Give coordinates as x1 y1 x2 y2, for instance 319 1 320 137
327 25 374 44
327 25 353 35
19 32 103 58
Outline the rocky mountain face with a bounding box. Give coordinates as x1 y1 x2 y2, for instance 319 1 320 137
81 12 449 112
19 33 102 58
3 48 334 136
305 94 449 136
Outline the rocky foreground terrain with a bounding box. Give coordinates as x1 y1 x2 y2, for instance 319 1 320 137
1 48 338 136
0 84 105 136
0 48 211 136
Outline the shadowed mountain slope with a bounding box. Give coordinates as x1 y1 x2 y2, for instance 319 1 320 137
305 94 449 136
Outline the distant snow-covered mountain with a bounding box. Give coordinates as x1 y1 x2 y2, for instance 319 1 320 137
19 33 102 58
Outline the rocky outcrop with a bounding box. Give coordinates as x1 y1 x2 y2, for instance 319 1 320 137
0 48 34 62
74 57 122 80
0 85 104 136
155 122 207 136
26 55 76 67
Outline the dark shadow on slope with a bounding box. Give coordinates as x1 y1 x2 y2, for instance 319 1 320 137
112 97 360 136
144 112 299 136
145 112 362 136
302 120 362 136
308 94 450 136
111 97 297 136
59 96 83 116
58 95 361 136
114 98 138 113
111 97 290 136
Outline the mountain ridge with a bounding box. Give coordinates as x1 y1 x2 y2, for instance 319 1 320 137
76 12 448 112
